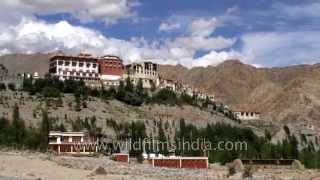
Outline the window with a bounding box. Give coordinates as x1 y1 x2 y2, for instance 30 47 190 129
79 62 83 67
93 64 97 68
87 63 91 68
72 61 77 67
58 60 63 65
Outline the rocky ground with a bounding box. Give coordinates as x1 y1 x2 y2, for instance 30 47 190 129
0 150 320 180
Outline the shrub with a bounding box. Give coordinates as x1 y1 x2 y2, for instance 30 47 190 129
151 89 178 105
0 83 6 91
8 83 16 91
42 87 61 98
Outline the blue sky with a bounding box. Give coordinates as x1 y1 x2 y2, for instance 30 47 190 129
1 0 320 68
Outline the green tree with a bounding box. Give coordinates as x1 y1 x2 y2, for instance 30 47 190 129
42 87 61 97
125 77 134 92
0 83 6 91
11 104 26 145
22 76 33 92
158 121 168 155
39 109 50 151
8 83 16 91
136 78 144 95
0 117 10 144
74 93 81 111
152 88 178 105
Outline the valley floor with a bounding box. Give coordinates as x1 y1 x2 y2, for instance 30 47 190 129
0 151 320 180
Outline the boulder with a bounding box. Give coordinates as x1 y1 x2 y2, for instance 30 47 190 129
291 160 304 170
89 166 107 176
230 159 244 173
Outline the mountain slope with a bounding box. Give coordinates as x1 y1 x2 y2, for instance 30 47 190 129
159 60 320 125
0 53 51 76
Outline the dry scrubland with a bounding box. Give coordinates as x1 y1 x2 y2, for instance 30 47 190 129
0 91 240 138
0 151 320 180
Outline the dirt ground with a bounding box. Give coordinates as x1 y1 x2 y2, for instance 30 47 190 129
0 151 320 180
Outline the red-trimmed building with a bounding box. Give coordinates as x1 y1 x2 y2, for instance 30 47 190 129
98 55 124 86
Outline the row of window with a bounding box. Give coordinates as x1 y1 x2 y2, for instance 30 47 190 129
57 60 97 68
58 68 97 73
59 71 98 77
239 112 259 116
134 70 157 76
103 64 123 68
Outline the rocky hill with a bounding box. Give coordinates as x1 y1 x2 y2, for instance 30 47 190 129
159 60 320 126
1 53 320 126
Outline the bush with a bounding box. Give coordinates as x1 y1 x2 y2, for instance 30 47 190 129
179 93 194 105
151 89 178 105
42 87 61 98
8 83 16 91
0 83 6 91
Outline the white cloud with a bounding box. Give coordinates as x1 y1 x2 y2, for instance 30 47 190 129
0 0 139 25
170 36 236 51
241 31 320 67
0 19 105 55
192 50 243 67
159 22 181 32
0 1 241 69
274 2 320 19
0 17 239 68
188 17 219 37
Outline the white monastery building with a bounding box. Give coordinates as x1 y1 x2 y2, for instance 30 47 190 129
123 61 159 88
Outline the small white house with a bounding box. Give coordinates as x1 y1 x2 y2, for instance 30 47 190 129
233 110 261 121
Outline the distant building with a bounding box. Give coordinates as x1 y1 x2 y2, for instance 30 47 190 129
124 61 159 88
233 109 261 121
98 55 124 86
208 94 215 102
178 84 194 97
194 89 207 100
150 157 209 169
48 131 97 155
298 122 317 136
159 78 177 91
33 72 39 79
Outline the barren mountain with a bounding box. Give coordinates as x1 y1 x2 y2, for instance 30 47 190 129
1 53 320 125
0 53 51 76
158 60 320 125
